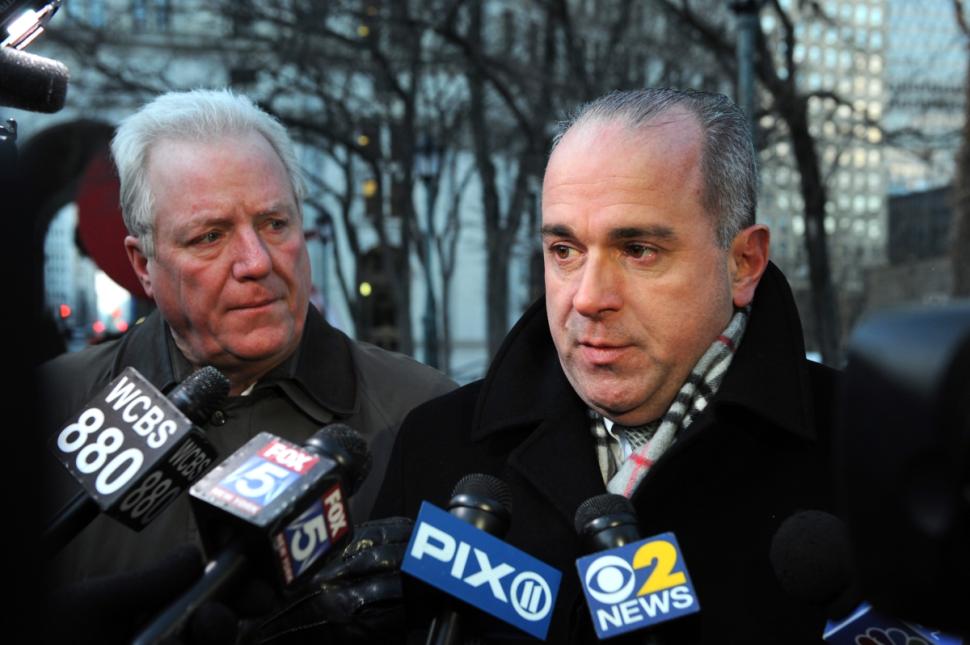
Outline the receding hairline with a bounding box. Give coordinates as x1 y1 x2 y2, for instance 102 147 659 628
545 108 708 201
551 104 704 157
142 130 300 200
547 91 755 248
142 127 285 164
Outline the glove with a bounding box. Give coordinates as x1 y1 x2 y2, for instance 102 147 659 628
251 516 413 644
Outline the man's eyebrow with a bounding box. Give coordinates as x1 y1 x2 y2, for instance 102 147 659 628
177 215 233 232
255 202 297 217
608 226 676 242
540 224 574 237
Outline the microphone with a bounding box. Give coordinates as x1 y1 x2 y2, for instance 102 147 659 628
402 474 561 641
132 423 371 645
426 474 512 645
44 366 228 555
769 511 963 644
573 493 700 639
575 493 641 552
769 510 860 620
0 46 68 112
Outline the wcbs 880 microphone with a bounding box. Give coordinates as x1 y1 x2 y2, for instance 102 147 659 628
44 366 229 555
574 493 700 639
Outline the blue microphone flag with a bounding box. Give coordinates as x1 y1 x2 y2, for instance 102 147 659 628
402 501 561 640
575 532 700 639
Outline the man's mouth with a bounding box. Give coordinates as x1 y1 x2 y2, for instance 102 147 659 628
232 297 280 311
577 340 632 365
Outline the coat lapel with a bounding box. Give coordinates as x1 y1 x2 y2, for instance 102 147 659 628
471 298 606 528
506 396 607 528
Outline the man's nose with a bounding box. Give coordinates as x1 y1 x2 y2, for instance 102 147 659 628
231 227 273 280
572 253 623 317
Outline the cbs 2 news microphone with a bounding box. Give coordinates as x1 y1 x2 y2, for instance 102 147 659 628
47 366 221 532
576 534 700 639
575 493 700 640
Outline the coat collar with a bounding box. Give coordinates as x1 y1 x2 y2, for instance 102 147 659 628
713 262 818 441
109 305 359 420
470 262 817 443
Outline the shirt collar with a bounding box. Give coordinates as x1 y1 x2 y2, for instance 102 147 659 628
113 305 359 422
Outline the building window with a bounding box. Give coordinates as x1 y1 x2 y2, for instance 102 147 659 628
131 0 170 32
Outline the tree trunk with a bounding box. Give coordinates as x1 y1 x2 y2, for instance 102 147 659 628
952 59 970 297
466 1 510 358
785 100 842 364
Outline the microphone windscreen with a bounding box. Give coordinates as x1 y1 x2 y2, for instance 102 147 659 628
168 366 230 425
769 510 860 619
0 46 68 113
451 473 511 509
305 423 372 495
574 493 635 535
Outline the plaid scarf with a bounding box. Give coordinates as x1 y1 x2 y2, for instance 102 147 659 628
592 307 749 498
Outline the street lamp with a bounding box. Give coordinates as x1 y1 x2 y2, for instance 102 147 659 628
310 211 334 313
414 134 441 369
729 0 764 139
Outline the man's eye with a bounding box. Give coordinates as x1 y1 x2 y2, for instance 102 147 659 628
266 218 290 232
551 244 574 260
625 244 656 260
192 231 221 245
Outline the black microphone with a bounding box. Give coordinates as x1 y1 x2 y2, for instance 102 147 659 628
0 46 68 112
769 510 860 620
133 423 371 645
769 510 962 643
426 473 512 645
574 493 641 553
44 366 229 555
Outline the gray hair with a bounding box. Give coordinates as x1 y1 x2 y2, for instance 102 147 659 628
111 88 306 257
553 88 758 248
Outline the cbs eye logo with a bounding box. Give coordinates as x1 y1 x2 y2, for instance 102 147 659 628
584 555 637 604
583 539 687 604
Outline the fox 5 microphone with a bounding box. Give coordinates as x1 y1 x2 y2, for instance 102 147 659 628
44 366 228 555
770 511 963 645
132 423 371 645
402 474 562 641
574 494 700 639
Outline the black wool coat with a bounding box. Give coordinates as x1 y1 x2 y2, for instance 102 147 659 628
374 263 839 644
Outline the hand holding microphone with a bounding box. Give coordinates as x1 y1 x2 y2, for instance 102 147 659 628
252 516 415 644
133 423 371 644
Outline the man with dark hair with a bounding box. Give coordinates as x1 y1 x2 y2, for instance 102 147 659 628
373 88 837 642
40 89 455 587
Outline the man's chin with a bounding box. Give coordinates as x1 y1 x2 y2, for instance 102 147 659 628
584 392 666 426
207 333 298 367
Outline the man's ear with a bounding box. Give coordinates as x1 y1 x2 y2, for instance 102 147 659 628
728 224 770 308
124 236 154 298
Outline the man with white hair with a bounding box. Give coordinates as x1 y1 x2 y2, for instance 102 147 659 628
40 89 454 586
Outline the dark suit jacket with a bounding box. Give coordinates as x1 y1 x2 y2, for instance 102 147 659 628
39 305 455 585
374 263 838 644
